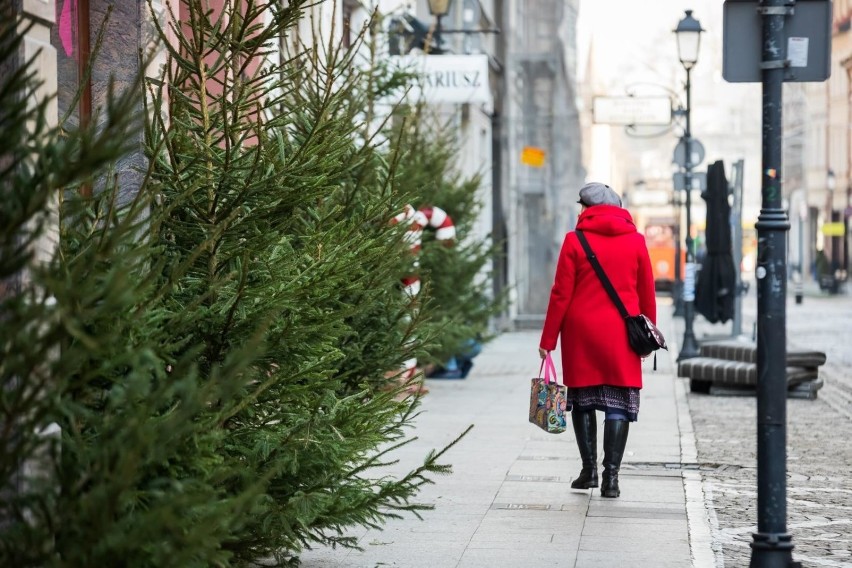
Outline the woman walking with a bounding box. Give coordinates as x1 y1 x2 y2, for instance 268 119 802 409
538 182 656 498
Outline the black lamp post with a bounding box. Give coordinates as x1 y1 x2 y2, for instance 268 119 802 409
751 1 797 565
673 188 684 316
427 0 453 53
675 9 703 361
826 168 837 284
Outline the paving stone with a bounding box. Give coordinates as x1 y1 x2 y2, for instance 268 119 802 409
458 550 577 567
681 287 852 566
578 533 689 550
575 549 691 567
582 517 689 536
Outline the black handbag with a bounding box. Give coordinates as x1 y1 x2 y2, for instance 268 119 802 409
575 230 667 367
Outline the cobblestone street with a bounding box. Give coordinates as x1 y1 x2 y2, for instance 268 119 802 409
682 287 852 567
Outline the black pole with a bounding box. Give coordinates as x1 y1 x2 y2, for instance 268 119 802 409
435 14 443 53
795 210 804 305
749 1 795 566
678 65 700 360
673 196 684 316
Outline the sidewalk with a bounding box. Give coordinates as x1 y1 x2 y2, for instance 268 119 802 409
299 299 714 567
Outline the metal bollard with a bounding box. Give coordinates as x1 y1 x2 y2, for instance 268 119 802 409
793 270 803 305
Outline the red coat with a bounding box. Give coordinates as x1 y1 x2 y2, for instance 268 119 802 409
539 206 656 389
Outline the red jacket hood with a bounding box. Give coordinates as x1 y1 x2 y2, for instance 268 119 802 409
576 205 637 236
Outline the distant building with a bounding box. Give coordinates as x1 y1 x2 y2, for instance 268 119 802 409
501 0 585 327
785 2 852 288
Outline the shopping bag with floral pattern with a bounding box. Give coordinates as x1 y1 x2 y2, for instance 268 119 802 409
528 353 568 434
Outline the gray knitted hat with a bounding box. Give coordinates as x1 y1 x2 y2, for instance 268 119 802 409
577 182 622 207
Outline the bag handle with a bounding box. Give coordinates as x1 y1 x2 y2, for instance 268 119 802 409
575 230 630 319
538 352 559 384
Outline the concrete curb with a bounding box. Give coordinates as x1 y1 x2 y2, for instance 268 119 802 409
675 374 723 568
669 310 724 568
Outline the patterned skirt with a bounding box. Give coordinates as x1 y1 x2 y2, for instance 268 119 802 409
566 385 640 422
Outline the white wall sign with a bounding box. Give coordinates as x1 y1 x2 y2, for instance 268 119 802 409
390 54 491 105
593 96 672 126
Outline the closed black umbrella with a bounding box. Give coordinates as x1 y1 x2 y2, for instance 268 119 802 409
695 160 736 323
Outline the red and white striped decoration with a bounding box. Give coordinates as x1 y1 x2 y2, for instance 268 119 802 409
391 204 456 298
391 204 456 376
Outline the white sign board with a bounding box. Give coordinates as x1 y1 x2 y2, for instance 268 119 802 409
593 96 671 126
389 54 491 105
673 171 707 192
788 37 809 68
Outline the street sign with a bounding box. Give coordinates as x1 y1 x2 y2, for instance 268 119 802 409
821 222 845 236
673 172 706 192
683 262 697 302
672 139 705 169
389 54 492 104
592 96 671 125
722 0 832 83
520 146 546 167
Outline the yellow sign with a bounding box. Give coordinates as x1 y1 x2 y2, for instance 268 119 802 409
521 146 546 167
822 222 845 236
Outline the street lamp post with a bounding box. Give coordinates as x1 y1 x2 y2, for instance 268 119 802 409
826 169 837 284
673 188 684 316
675 10 702 361
750 0 796 565
427 0 452 52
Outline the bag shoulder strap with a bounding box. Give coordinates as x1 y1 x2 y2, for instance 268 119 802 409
575 230 629 319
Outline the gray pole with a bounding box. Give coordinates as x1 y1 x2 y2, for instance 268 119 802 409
749 0 796 566
731 159 744 337
678 65 701 361
795 211 805 304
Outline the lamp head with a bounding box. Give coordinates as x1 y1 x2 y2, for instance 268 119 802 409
427 0 452 17
674 10 704 70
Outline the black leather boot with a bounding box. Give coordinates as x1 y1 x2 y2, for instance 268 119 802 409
570 410 598 489
601 419 629 498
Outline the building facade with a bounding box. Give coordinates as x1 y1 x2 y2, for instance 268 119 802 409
7 0 62 285
10 0 576 329
501 0 584 326
785 1 852 288
372 0 584 328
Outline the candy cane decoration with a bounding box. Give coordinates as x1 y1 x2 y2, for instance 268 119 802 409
391 204 456 298
390 204 456 376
